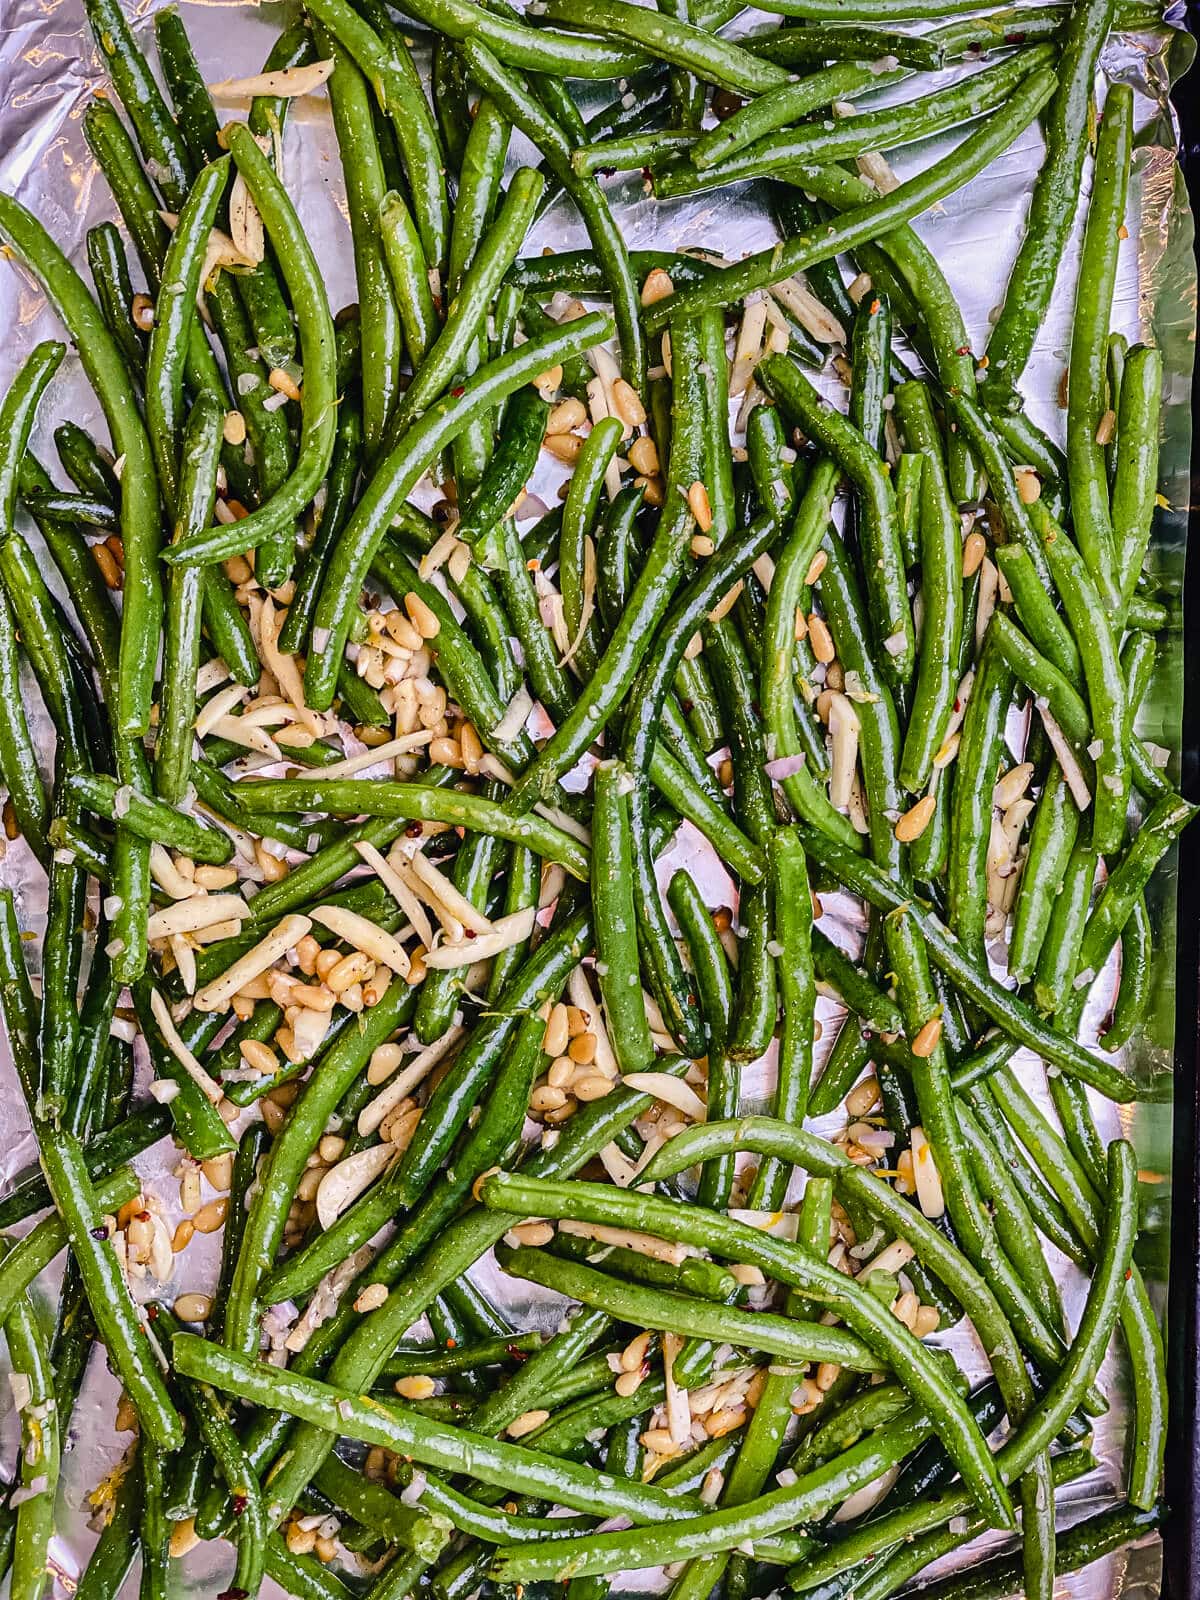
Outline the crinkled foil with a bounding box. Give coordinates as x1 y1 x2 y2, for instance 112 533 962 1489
0 0 1194 1594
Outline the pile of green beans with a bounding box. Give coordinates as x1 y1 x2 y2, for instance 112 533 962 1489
0 0 1186 1595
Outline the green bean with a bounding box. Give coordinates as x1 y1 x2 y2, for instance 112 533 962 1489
592 761 656 1072
1038 513 1128 855
728 876 778 1064
1111 344 1163 619
175 1331 706 1524
640 69 1056 331
664 47 1051 200
748 830 814 1205
227 313 612 708
793 822 1136 1099
224 978 416 1356
462 42 643 390
144 159 230 515
318 28 404 460
481 1170 1013 1526
948 628 1013 957
1009 765 1081 982
1065 83 1132 601
760 355 913 682
1101 893 1152 1051
3 1251 59 1600
895 384 964 791
983 0 1116 402
85 222 145 377
155 391 223 804
560 416 623 675
0 194 161 739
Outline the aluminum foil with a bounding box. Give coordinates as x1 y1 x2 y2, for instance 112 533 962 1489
0 0 1194 1594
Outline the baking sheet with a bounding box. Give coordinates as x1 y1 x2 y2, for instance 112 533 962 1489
0 0 1194 1594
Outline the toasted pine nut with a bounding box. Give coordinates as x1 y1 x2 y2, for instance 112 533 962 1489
223 410 247 446
845 1077 881 1117
542 1003 570 1060
404 592 441 640
895 795 936 843
804 549 828 586
327 951 373 993
687 480 713 532
690 533 715 558
893 1290 920 1331
615 1369 645 1398
816 1362 841 1391
239 1038 280 1076
808 613 835 664
131 293 155 331
193 1197 229 1234
547 397 587 436
534 364 563 395
506 1409 550 1438
641 267 675 305
268 366 302 403
429 736 463 767
174 1292 213 1323
634 474 664 507
1094 408 1116 447
195 864 238 891
202 1153 234 1191
572 1072 613 1102
543 431 583 465
962 529 988 578
318 1134 347 1164
567 1031 597 1065
1014 468 1042 504
612 378 647 427
621 1331 652 1372
171 1219 195 1253
510 1220 554 1246
914 1305 941 1337
910 1016 943 1059
93 542 122 589
531 1084 568 1113
628 435 659 476
355 1283 390 1313
460 722 483 773
169 1518 201 1559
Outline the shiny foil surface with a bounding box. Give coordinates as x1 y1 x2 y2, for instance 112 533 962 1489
0 0 1195 1593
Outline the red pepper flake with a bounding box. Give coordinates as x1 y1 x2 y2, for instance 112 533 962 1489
869 298 881 315
231 1494 248 1518
147 1303 159 1319
217 1589 249 1600
1004 31 1026 42
956 345 972 357
446 1338 457 1349
508 1343 532 1362
465 928 477 940
450 386 465 398
405 821 423 838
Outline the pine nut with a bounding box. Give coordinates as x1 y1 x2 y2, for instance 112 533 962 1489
315 1537 338 1564
547 397 587 435
547 1059 574 1090
202 1153 234 1192
531 1084 567 1113
193 1197 229 1234
572 1072 613 1102
131 292 155 331
542 1003 570 1059
404 592 441 640
895 795 936 843
994 761 1034 809
1094 408 1116 447
543 431 583 465
354 1283 390 1313
1015 468 1042 504
910 1016 943 1059
893 1290 920 1331
460 722 483 773
327 951 373 993
429 736 463 767
612 379 647 427
179 1169 202 1214
567 1032 597 1065
174 1293 213 1323
687 480 713 531
318 1134 346 1164
621 1332 652 1372
962 529 988 578
287 1523 317 1556
195 865 238 890
171 1219 195 1253
816 1362 841 1391
534 364 563 396
634 474 664 507
268 366 302 403
223 410 247 446
170 1518 201 1559
641 267 675 305
239 1038 279 1075
804 549 828 586
506 1409 550 1438
93 542 122 589
845 1077 881 1117
615 1369 645 1398
914 1305 941 1337
511 1220 554 1246
808 613 835 664
690 533 715 558
628 435 659 476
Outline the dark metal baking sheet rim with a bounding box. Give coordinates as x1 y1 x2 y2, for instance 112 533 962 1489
1163 7 1200 1598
